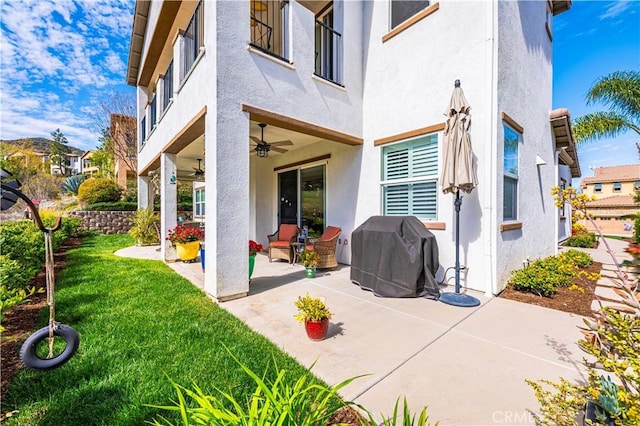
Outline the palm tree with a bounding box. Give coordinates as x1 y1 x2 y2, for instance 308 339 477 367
573 70 640 159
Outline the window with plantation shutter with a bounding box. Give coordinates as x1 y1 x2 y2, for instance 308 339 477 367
381 134 438 219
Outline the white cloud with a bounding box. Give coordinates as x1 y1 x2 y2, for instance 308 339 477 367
599 1 630 20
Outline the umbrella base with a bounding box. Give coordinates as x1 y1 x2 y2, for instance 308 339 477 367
439 292 481 307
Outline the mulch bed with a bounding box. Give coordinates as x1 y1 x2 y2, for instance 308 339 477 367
498 261 603 317
0 238 80 402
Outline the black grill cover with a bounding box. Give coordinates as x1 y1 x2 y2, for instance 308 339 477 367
350 216 440 299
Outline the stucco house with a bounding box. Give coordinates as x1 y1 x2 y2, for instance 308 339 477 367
127 0 576 301
580 164 640 236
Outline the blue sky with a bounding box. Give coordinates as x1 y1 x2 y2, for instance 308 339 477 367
0 0 639 178
553 0 640 181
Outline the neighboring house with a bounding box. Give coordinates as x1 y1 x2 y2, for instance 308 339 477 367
81 150 100 176
110 114 138 189
7 145 84 176
580 164 640 236
127 0 574 301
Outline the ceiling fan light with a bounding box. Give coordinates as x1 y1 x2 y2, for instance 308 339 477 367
256 144 269 158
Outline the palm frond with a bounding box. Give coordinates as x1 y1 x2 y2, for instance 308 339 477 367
586 70 640 118
572 111 639 144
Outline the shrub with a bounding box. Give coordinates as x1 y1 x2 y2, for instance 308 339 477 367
83 201 138 211
634 212 640 244
78 177 122 205
565 232 597 248
572 223 587 235
0 255 30 291
557 249 593 268
129 208 159 245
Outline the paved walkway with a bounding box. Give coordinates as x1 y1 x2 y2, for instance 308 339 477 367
115 238 635 425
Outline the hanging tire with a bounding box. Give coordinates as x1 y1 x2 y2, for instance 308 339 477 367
19 324 79 371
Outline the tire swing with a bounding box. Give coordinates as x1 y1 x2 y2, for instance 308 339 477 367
1 169 80 371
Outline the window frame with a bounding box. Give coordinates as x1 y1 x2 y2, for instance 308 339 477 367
613 181 622 192
380 132 439 220
194 187 205 218
390 0 430 30
594 183 602 193
502 123 521 221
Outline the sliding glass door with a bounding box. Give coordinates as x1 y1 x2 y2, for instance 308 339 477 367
277 165 325 237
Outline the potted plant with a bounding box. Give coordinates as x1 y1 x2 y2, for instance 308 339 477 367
294 293 332 341
248 240 263 279
299 249 319 278
167 225 204 262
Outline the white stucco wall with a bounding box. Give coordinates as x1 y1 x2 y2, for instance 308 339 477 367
134 0 567 299
360 1 493 293
494 0 556 292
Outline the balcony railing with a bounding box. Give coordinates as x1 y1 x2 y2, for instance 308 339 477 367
250 0 289 61
314 20 342 86
182 0 204 81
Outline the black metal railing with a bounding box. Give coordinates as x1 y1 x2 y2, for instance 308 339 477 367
182 0 204 81
250 0 289 61
314 20 342 86
162 60 173 113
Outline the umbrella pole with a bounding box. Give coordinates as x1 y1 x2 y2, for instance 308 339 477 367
439 190 481 307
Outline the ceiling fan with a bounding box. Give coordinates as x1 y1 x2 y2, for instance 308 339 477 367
250 123 293 157
190 158 205 179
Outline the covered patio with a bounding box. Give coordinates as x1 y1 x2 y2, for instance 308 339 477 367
116 245 588 425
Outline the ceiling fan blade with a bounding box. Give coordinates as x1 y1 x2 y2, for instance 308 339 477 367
270 140 293 146
250 136 261 144
271 147 288 154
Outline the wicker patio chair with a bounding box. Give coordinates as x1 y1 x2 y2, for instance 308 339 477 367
306 226 341 269
268 224 299 263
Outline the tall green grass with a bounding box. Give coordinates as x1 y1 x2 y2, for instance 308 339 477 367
3 235 324 425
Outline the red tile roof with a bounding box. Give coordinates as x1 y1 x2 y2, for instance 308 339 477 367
582 164 640 185
586 195 637 208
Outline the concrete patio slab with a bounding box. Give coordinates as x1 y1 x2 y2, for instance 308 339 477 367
114 237 635 425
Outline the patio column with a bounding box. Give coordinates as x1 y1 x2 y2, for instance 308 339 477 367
160 153 178 260
203 109 250 301
137 175 153 209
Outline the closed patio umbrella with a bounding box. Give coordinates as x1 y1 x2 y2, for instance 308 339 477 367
439 80 480 307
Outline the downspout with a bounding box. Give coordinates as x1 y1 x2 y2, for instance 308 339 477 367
484 0 498 297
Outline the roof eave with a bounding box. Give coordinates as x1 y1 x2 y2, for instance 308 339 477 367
550 108 581 178
552 0 572 16
126 1 151 87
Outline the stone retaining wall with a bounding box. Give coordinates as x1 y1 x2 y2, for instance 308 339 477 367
66 211 135 234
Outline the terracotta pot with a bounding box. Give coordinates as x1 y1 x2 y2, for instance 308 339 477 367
175 241 200 261
304 318 329 341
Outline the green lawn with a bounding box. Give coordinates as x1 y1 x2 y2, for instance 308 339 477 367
3 235 323 425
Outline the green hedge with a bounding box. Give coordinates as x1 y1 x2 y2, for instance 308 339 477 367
634 212 640 244
565 232 598 248
0 217 81 292
78 178 122 204
83 201 138 211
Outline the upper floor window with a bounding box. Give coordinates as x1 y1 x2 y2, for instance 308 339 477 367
391 0 429 29
613 182 622 192
140 116 147 148
381 133 439 219
503 124 521 221
250 0 289 60
161 60 173 114
594 183 602 192
149 93 157 130
182 1 204 81
315 4 343 86
634 181 640 191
